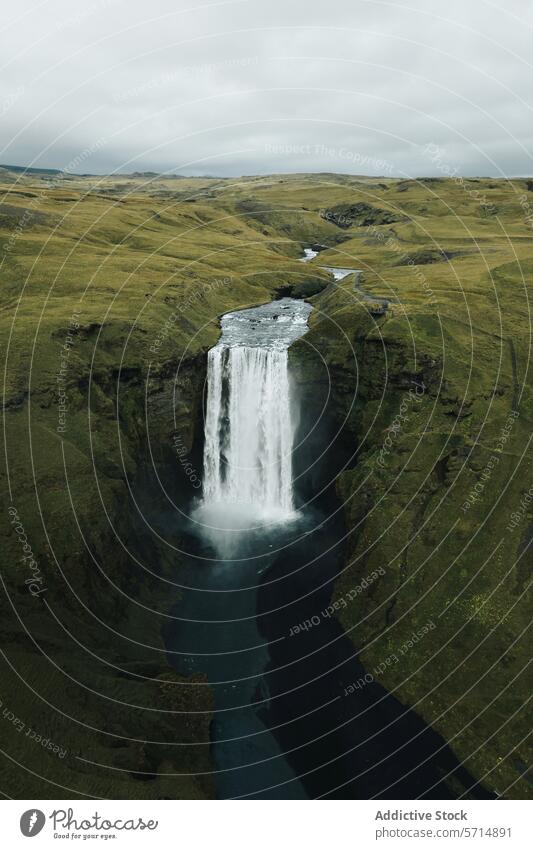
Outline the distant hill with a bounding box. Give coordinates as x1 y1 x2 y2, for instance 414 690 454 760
0 162 62 176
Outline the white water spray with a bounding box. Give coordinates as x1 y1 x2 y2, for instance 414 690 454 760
195 298 311 554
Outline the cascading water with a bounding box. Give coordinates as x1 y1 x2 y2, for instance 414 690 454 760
194 298 312 556
203 345 293 514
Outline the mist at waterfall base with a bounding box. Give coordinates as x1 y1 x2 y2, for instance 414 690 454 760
191 298 312 559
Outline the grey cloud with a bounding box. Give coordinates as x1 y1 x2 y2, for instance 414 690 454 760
0 0 532 177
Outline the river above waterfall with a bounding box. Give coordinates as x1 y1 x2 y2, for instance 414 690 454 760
216 297 312 348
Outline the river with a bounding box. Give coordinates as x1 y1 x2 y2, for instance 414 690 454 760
164 292 493 800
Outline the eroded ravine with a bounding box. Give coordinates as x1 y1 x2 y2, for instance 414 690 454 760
164 289 494 800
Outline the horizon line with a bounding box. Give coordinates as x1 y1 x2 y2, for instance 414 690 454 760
1 163 531 181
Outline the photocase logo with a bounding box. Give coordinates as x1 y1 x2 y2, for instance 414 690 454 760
20 809 46 837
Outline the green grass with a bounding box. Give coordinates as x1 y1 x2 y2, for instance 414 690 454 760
1 168 532 798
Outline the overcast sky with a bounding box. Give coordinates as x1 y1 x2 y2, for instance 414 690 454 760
1 0 532 177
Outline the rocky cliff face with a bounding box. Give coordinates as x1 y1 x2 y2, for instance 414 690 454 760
290 277 532 799
320 202 407 228
2 343 215 798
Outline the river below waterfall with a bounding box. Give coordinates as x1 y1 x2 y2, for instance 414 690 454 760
164 296 493 800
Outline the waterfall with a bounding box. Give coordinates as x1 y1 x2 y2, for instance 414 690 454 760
193 298 311 554
203 344 294 517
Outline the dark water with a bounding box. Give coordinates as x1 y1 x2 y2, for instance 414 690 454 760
164 504 492 800
165 521 309 798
